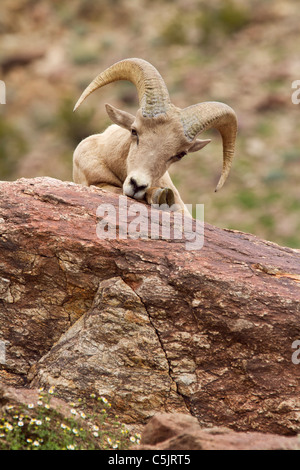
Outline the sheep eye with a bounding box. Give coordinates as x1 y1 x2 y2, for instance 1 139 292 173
174 151 187 160
131 128 139 144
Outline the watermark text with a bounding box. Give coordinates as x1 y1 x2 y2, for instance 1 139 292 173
0 341 6 365
96 196 204 251
292 340 300 364
291 80 300 104
0 80 6 104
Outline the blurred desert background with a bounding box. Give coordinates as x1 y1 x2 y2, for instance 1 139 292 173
0 0 299 248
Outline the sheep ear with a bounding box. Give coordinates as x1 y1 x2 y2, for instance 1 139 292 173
188 139 211 153
105 103 135 130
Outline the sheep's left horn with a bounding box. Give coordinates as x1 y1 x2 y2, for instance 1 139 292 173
73 58 171 118
180 102 237 191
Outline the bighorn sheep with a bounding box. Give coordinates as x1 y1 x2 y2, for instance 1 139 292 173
73 58 237 215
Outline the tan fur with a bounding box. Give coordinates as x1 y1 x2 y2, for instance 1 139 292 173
73 125 128 188
73 59 237 216
73 107 209 216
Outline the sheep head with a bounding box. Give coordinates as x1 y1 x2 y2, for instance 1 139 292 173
74 58 237 200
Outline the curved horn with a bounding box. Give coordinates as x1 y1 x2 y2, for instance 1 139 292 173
73 58 171 118
180 102 237 191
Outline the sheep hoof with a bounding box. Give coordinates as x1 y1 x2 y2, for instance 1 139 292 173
152 187 175 206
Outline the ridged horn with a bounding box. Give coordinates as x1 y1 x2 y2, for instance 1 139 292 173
73 58 171 118
180 102 237 191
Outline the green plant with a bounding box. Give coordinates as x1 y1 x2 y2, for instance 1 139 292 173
160 13 188 46
237 189 260 209
54 96 98 146
196 0 251 45
0 115 27 180
0 387 140 450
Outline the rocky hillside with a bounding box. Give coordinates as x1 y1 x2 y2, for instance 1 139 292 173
0 177 299 437
0 0 300 248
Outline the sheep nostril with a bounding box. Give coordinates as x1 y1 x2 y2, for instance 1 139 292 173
130 177 138 189
130 177 148 194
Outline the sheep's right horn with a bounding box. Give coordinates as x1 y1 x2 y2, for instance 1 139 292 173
73 58 171 118
181 102 237 191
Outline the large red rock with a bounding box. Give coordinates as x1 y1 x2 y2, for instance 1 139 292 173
0 177 299 434
137 413 300 450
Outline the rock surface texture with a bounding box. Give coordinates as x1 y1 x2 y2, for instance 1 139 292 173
0 177 299 435
136 413 300 450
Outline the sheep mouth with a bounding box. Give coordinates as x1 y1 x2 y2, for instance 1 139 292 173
123 177 148 200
